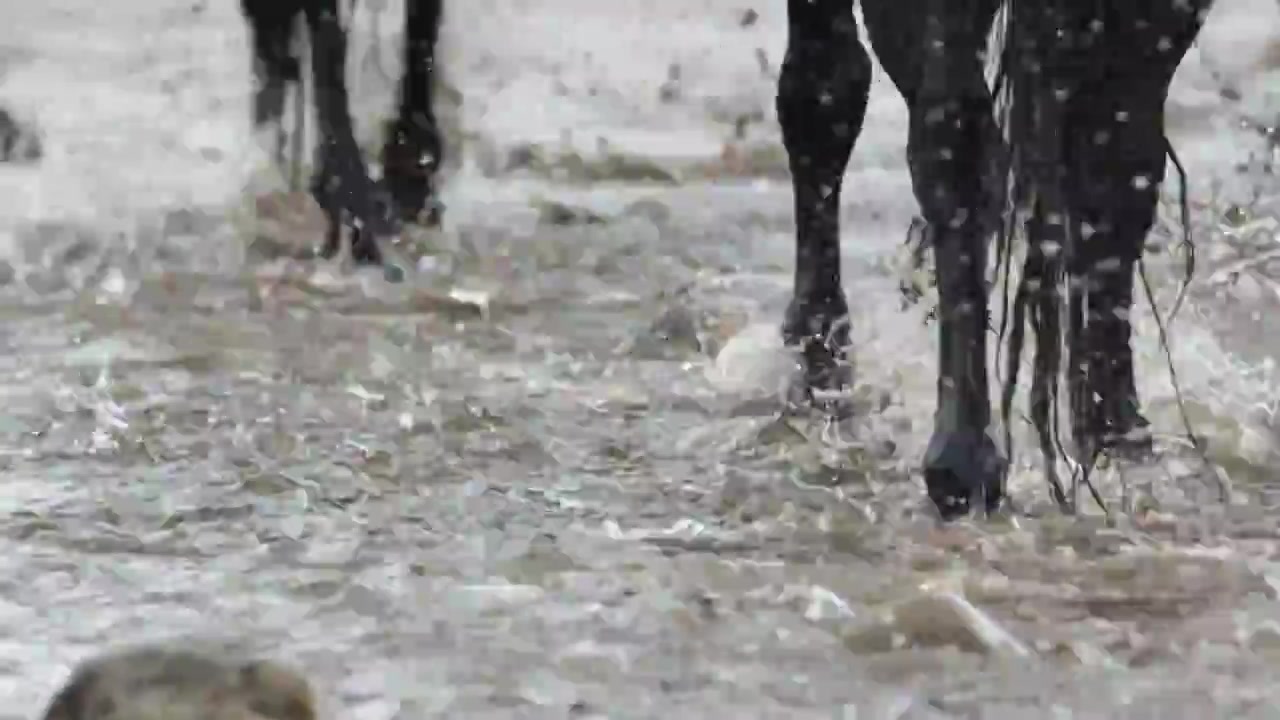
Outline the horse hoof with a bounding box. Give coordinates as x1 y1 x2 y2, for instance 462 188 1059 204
350 235 383 266
797 335 851 406
418 201 444 229
923 428 1007 521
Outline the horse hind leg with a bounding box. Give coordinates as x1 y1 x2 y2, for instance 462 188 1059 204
776 0 872 404
242 0 301 164
1057 80 1154 464
302 0 397 264
1064 238 1150 464
1061 1 1210 464
382 0 445 228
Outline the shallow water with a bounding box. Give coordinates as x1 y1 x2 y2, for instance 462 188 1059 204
2 1 1280 718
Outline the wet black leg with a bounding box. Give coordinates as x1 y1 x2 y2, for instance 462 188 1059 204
241 0 303 165
776 0 871 399
302 0 395 264
383 0 445 228
1017 198 1070 505
1059 0 1210 462
864 0 1007 518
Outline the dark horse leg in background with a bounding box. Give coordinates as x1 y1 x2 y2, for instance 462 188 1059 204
1008 1 1211 476
242 0 395 264
778 0 1008 519
240 0 299 166
381 0 445 228
1060 1 1210 464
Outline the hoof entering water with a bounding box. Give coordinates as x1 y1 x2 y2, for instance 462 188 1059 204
924 429 1007 521
1098 414 1154 462
351 234 409 284
779 335 856 421
782 303 853 416
349 232 384 267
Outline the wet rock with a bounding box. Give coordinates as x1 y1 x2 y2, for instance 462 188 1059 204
1050 640 1119 668
515 668 580 708
249 191 327 261
803 585 857 623
621 198 672 225
498 143 679 184
163 206 223 240
41 643 316 720
19 221 101 268
892 591 1029 656
844 591 1030 658
1246 620 1280 652
533 198 609 227
593 153 680 184
0 105 41 164
627 305 704 359
501 533 582 585
706 321 796 397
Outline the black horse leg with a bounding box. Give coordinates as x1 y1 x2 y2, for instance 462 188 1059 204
241 0 302 165
383 0 445 228
864 0 1007 518
1060 0 1210 462
302 0 395 264
1012 197 1070 506
776 0 871 399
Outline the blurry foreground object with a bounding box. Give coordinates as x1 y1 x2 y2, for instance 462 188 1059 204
0 105 41 164
40 644 317 720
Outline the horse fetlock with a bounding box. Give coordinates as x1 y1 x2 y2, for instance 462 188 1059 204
783 293 849 346
923 427 1007 521
312 143 399 238
1071 372 1152 463
782 295 852 399
381 117 442 224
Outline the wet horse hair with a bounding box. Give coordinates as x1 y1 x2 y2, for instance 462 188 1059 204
238 0 1216 519
990 0 1213 511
